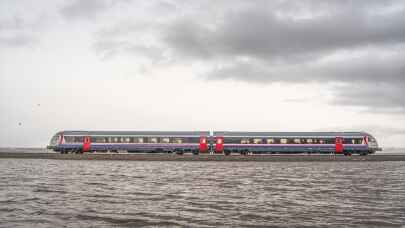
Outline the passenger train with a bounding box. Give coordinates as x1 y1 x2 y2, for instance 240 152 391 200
47 131 381 155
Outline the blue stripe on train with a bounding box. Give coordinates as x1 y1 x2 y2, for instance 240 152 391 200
58 143 199 150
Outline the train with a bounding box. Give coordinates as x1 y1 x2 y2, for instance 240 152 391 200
47 131 382 155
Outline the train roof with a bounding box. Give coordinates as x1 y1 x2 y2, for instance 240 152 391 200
214 131 370 137
59 131 209 136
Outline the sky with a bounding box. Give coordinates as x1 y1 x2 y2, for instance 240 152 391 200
1 0 405 148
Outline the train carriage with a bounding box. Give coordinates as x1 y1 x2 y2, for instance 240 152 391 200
48 130 381 155
48 131 210 155
213 131 381 155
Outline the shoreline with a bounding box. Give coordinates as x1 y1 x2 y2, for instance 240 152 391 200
1 152 405 162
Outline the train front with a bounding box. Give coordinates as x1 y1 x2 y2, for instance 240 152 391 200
367 134 382 153
47 132 62 152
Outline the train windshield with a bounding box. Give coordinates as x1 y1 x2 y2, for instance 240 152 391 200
49 134 59 146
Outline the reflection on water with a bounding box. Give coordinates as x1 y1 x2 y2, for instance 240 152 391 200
1 159 405 227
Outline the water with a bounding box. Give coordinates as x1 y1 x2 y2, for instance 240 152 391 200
1 159 405 227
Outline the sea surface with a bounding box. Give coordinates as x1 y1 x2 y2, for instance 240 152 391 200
1 159 405 227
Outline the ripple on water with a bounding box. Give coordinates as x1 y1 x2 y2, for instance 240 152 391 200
0 159 405 227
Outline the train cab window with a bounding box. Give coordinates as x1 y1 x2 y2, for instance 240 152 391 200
253 138 262 144
280 138 288 144
50 135 59 145
241 138 250 144
306 139 313 144
293 138 301 144
161 138 170 143
149 137 158 143
173 138 183 144
266 138 275 144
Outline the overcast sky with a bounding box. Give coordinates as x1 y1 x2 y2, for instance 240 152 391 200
1 0 405 147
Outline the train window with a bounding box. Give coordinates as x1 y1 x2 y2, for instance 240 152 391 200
241 138 250 144
319 139 325 144
293 138 301 144
74 136 84 143
161 138 170 143
133 137 143 143
280 138 288 144
149 137 158 143
113 137 119 143
173 138 183 144
253 138 262 144
353 139 362 144
223 137 237 144
266 138 275 144
92 137 105 143
323 139 330 144
189 137 200 143
124 137 130 143
306 139 313 144
64 136 74 143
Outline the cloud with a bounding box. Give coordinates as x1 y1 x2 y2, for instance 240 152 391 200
90 0 405 112
60 0 114 20
163 1 405 62
0 17 39 48
332 83 405 112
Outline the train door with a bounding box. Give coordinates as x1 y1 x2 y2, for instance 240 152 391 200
215 136 224 153
199 136 208 153
335 137 343 154
83 136 91 152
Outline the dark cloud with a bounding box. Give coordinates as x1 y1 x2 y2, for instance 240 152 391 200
332 83 405 112
161 1 405 112
91 0 405 112
206 50 405 83
163 1 405 61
